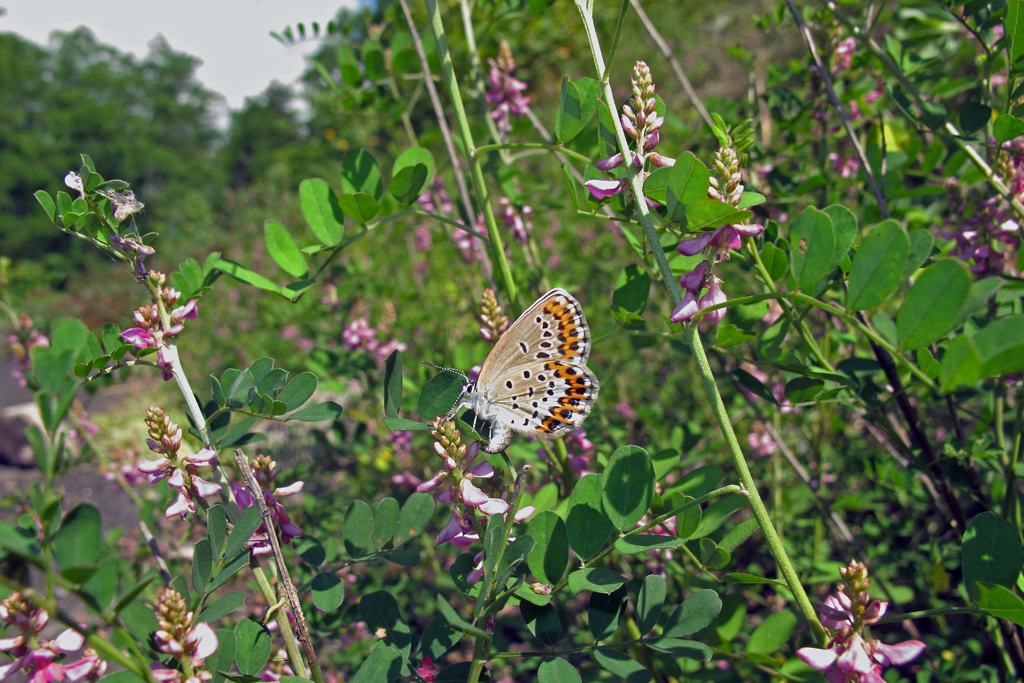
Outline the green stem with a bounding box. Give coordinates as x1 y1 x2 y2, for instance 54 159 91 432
685 322 828 644
1004 380 1024 528
423 0 520 312
489 637 645 659
874 605 982 624
474 142 593 165
458 0 509 156
250 559 307 678
574 0 681 307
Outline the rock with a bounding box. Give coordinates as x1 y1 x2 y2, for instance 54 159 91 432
0 402 42 468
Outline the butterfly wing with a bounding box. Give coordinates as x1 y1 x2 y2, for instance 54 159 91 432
474 288 599 450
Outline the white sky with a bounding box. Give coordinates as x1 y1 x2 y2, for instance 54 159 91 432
1 0 360 118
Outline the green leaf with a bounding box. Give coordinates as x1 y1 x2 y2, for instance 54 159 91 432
566 474 613 560
197 591 245 624
393 492 434 547
234 619 272 676
614 535 687 554
287 401 342 422
822 205 857 276
341 149 383 199
691 495 746 539
35 190 57 222
784 377 824 403
652 448 679 482
637 575 666 635
337 192 379 224
264 220 308 278
526 512 569 585
716 324 754 347
418 371 466 421
593 650 651 683
723 573 788 588
382 548 420 566
360 591 412 651
734 368 778 404
390 147 434 204
896 259 971 350
976 582 1024 626
976 316 1024 377
31 345 75 394
940 334 981 392
213 259 282 296
0 522 40 561
995 114 1024 144
568 567 626 594
959 102 992 134
279 372 318 411
746 609 797 654
225 505 263 558
663 589 722 637
719 518 759 553
667 152 710 223
602 446 655 530
81 561 118 611
436 593 489 638
664 465 724 498
685 198 752 231
54 503 102 569
521 601 561 646
588 586 627 641
372 498 400 551
644 637 712 661
1006 0 1024 74
361 39 386 80
555 76 583 142
789 207 835 290
945 277 1003 335
208 629 236 683
847 220 910 310
962 512 1023 599
299 178 345 245
192 538 213 591
351 642 402 683
208 505 227 557
698 538 730 569
311 572 345 611
420 615 461 663
900 229 935 282
337 44 362 87
613 265 651 316
737 192 766 209
344 500 374 556
538 658 582 683
383 350 403 418
383 416 430 431
760 242 788 281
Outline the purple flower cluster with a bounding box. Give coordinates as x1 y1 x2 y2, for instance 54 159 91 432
7 313 49 388
798 560 924 683
230 454 305 555
341 318 408 368
0 593 104 683
585 61 674 203
939 171 1020 277
119 273 198 381
150 588 219 683
671 145 764 326
498 197 533 244
486 40 530 137
417 419 534 548
137 406 222 519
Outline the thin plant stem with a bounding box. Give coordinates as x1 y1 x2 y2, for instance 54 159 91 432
685 322 828 644
424 0 521 312
783 0 887 216
458 0 510 159
474 142 593 165
629 0 714 128
249 558 307 678
1004 380 1024 528
234 450 324 683
573 0 825 644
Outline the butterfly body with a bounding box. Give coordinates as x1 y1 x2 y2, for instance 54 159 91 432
461 288 599 453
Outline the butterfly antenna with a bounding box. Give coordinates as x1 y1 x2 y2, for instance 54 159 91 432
421 361 468 380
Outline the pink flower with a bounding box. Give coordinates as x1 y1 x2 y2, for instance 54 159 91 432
584 178 627 200
416 656 439 682
670 290 700 323
486 40 531 137
0 594 101 683
139 446 222 520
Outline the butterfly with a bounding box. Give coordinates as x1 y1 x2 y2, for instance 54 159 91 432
454 288 600 453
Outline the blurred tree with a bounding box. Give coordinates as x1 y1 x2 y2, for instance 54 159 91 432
225 81 302 186
0 28 223 282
